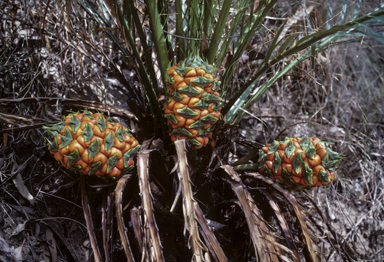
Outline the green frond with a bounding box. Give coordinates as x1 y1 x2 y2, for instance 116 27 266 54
205 0 232 63
222 8 384 120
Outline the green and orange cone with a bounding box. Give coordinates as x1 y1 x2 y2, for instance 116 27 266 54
258 136 343 190
44 111 140 179
165 54 222 149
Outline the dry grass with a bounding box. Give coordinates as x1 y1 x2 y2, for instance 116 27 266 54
236 2 384 260
239 41 384 261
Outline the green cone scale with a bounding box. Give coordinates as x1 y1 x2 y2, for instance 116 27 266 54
258 136 343 190
165 54 221 149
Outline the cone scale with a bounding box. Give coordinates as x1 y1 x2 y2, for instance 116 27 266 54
44 111 140 179
258 136 343 190
165 54 222 149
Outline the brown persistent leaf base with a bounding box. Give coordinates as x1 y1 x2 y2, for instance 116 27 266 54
81 176 102 262
75 139 354 262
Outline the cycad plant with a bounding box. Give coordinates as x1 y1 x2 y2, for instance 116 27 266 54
1 0 383 261
69 1 383 261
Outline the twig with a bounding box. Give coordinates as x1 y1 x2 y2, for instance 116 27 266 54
39 191 82 209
